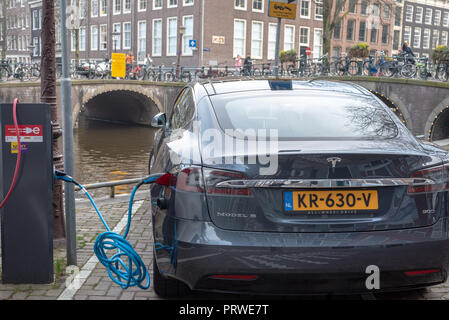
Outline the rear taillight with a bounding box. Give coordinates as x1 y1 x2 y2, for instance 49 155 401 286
408 164 449 194
154 167 252 195
203 168 252 196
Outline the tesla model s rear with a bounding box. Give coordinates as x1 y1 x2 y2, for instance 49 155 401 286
149 80 449 297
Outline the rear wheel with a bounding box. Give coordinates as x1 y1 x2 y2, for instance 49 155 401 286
152 252 190 298
347 61 359 76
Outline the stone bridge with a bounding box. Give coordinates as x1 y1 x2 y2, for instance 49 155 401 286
0 77 449 141
0 79 184 128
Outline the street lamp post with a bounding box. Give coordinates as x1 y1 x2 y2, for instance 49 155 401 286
176 25 186 80
41 0 66 241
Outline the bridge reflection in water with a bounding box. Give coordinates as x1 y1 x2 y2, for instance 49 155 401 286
73 115 156 197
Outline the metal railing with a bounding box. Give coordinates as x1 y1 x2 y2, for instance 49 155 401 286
74 177 147 198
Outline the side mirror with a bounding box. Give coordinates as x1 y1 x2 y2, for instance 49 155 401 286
151 112 166 128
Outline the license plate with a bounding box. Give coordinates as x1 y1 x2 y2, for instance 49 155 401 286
284 190 378 212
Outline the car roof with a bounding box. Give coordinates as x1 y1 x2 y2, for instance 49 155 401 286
199 79 372 97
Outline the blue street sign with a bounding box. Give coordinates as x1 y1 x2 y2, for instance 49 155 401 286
189 39 197 48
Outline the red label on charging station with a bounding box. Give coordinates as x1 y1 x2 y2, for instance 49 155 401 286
5 125 43 142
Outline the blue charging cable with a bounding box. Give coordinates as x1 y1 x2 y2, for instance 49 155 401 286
55 171 163 290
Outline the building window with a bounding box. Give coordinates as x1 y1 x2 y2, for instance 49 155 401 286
315 0 323 20
284 25 295 51
112 23 121 50
313 28 322 59
393 30 400 50
153 0 162 9
137 21 146 61
333 20 341 40
413 6 422 23
233 19 246 57
167 17 177 56
235 0 246 10
113 0 121 14
138 0 147 11
413 27 421 48
300 0 310 18
381 24 389 44
33 37 39 56
442 31 448 46
183 0 194 5
91 25 98 50
435 10 441 26
349 0 356 13
394 7 401 27
332 46 341 58
267 23 277 60
152 19 162 56
91 0 98 17
383 4 390 19
168 0 178 8
182 15 194 55
423 28 430 49
432 29 439 49
79 27 86 51
444 12 449 27
251 21 263 59
100 0 107 15
370 28 377 43
77 0 85 18
299 27 309 45
403 26 411 44
32 10 39 30
252 0 263 12
361 0 368 15
123 22 131 49
425 8 432 25
405 5 413 22
123 0 131 12
100 25 107 50
346 19 355 40
71 31 76 52
359 21 366 41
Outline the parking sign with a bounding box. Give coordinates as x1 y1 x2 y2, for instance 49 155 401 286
189 39 197 48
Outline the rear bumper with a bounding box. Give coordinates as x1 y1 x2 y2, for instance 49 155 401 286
155 217 449 295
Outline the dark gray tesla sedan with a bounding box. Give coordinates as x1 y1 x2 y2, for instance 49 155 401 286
149 79 449 297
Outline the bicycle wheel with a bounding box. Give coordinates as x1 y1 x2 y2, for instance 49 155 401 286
335 62 346 76
165 72 174 81
380 62 395 78
401 63 417 78
436 64 448 81
347 61 359 76
362 61 372 76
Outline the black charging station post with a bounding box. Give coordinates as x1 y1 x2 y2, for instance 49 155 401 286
0 103 54 284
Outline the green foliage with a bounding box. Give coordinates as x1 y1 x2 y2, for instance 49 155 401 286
279 49 297 63
348 43 370 58
433 45 449 62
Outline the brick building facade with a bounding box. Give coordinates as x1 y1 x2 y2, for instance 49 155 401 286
401 0 449 57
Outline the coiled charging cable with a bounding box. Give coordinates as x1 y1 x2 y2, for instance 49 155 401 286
0 98 22 209
55 171 166 290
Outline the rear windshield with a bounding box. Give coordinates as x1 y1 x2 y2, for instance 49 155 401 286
209 91 398 140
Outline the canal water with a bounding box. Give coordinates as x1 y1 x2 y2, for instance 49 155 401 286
73 117 157 197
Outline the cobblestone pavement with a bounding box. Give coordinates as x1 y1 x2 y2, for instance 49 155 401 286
1 188 449 300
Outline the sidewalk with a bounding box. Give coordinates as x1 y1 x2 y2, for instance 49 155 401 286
0 189 161 300
1 189 449 300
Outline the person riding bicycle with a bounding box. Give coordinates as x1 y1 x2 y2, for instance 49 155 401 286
243 55 252 75
402 41 416 64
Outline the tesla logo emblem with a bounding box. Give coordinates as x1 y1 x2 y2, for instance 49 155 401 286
327 157 341 169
